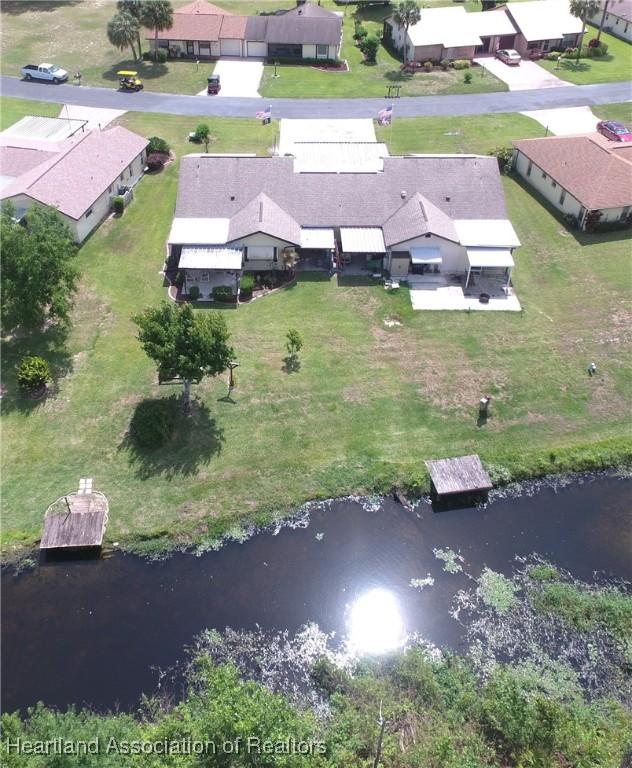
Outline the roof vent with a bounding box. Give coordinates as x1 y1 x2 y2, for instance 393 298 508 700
445 196 451 202
230 194 236 201
400 190 407 198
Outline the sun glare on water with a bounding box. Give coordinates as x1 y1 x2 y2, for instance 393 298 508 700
347 588 406 655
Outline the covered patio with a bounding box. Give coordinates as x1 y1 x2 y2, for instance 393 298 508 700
338 227 386 275
179 246 242 299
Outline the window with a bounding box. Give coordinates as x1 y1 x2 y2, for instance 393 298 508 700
316 44 328 59
187 41 195 55
127 163 133 178
527 40 540 50
199 42 211 56
85 208 93 218
541 171 547 179
158 40 169 49
552 181 557 188
559 189 566 205
526 160 532 176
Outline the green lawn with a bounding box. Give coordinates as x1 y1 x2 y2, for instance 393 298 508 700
259 2 505 98
1 0 505 97
0 95 60 129
539 30 632 84
594 101 632 124
2 100 631 558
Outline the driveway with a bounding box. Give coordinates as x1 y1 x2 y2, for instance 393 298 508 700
57 104 125 130
474 57 571 91
208 58 263 98
520 106 600 135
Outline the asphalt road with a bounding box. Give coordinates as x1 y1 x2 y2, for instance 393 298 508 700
2 75 631 119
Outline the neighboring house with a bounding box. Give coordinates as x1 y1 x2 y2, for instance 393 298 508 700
588 0 632 42
504 0 584 55
0 121 148 242
168 152 520 306
512 134 632 229
148 0 342 61
383 6 518 62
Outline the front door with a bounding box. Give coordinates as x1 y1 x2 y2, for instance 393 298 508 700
187 41 195 56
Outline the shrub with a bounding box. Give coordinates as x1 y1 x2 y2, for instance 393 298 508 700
489 146 513 174
146 153 166 172
453 59 470 69
212 285 234 302
354 23 368 40
239 274 255 298
142 50 152 61
113 196 125 215
154 48 168 63
188 285 200 300
359 33 379 63
463 71 473 84
193 123 211 147
16 356 51 391
423 60 433 72
546 51 562 60
147 136 170 154
130 397 177 449
440 58 450 70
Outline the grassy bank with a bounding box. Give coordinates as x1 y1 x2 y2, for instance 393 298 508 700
2 100 631 559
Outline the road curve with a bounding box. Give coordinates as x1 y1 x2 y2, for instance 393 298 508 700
2 75 630 119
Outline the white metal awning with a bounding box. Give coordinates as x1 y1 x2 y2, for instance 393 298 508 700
168 217 230 245
454 219 521 248
466 248 515 268
410 247 442 265
300 228 335 250
179 247 242 270
340 227 386 253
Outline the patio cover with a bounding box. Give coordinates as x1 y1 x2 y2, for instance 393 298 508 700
466 247 515 268
300 227 335 249
410 246 442 264
340 227 386 253
454 219 521 248
168 217 230 245
179 246 242 270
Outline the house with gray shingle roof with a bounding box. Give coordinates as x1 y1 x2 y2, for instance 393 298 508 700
168 149 521 309
512 134 632 230
149 0 342 61
589 0 632 43
0 122 148 242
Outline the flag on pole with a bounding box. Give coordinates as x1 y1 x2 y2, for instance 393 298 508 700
256 105 272 124
377 104 393 126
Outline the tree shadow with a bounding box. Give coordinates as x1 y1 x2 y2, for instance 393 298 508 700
119 395 225 480
1 1 81 13
296 271 331 283
0 323 73 415
101 60 169 84
282 355 301 374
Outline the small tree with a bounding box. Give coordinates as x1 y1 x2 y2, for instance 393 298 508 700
141 0 173 61
194 123 212 152
392 0 421 66
133 302 234 412
569 0 601 65
16 356 51 391
360 33 380 63
286 328 303 359
107 11 141 61
147 136 170 154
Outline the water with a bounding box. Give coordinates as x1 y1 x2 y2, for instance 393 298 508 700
2 474 630 714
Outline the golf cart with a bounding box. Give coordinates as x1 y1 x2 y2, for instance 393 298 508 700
118 70 144 92
207 74 221 95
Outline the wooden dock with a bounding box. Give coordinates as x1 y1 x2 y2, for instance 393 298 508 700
425 454 492 498
40 484 108 550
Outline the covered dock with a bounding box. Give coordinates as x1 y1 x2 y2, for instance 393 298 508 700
40 480 108 550
425 454 493 499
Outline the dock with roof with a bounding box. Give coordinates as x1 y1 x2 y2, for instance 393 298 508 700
425 455 493 499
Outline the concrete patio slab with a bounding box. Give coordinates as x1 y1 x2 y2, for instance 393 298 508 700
520 106 600 135
474 57 571 91
409 280 521 311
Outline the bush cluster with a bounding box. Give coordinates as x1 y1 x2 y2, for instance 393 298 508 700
239 274 255 299
147 136 170 155
146 153 166 172
212 285 235 302
453 59 470 69
112 196 125 215
16 356 51 391
154 48 168 63
130 397 177 449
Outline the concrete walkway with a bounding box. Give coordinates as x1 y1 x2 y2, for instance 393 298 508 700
3 76 630 119
474 58 570 91
520 106 600 135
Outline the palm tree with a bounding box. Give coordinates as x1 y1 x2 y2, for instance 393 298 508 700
107 11 141 61
141 0 174 61
118 0 144 58
595 0 610 41
392 0 421 67
569 0 601 65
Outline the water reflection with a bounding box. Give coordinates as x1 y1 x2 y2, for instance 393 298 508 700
347 588 406 655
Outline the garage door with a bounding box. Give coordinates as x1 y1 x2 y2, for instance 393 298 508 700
220 39 241 56
247 41 267 57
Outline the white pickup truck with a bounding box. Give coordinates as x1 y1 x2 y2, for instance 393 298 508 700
21 63 69 84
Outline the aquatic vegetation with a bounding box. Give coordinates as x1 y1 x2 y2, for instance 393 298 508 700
477 568 519 614
409 575 435 591
433 547 464 574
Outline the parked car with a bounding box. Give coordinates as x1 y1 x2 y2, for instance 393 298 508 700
495 49 521 66
21 63 68 83
117 71 144 92
597 120 632 142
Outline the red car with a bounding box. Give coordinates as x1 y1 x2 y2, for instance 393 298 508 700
495 48 521 65
596 120 632 142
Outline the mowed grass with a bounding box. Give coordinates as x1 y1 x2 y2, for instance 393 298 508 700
594 101 632 124
538 29 632 84
1 0 505 97
1 101 631 556
259 2 505 98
